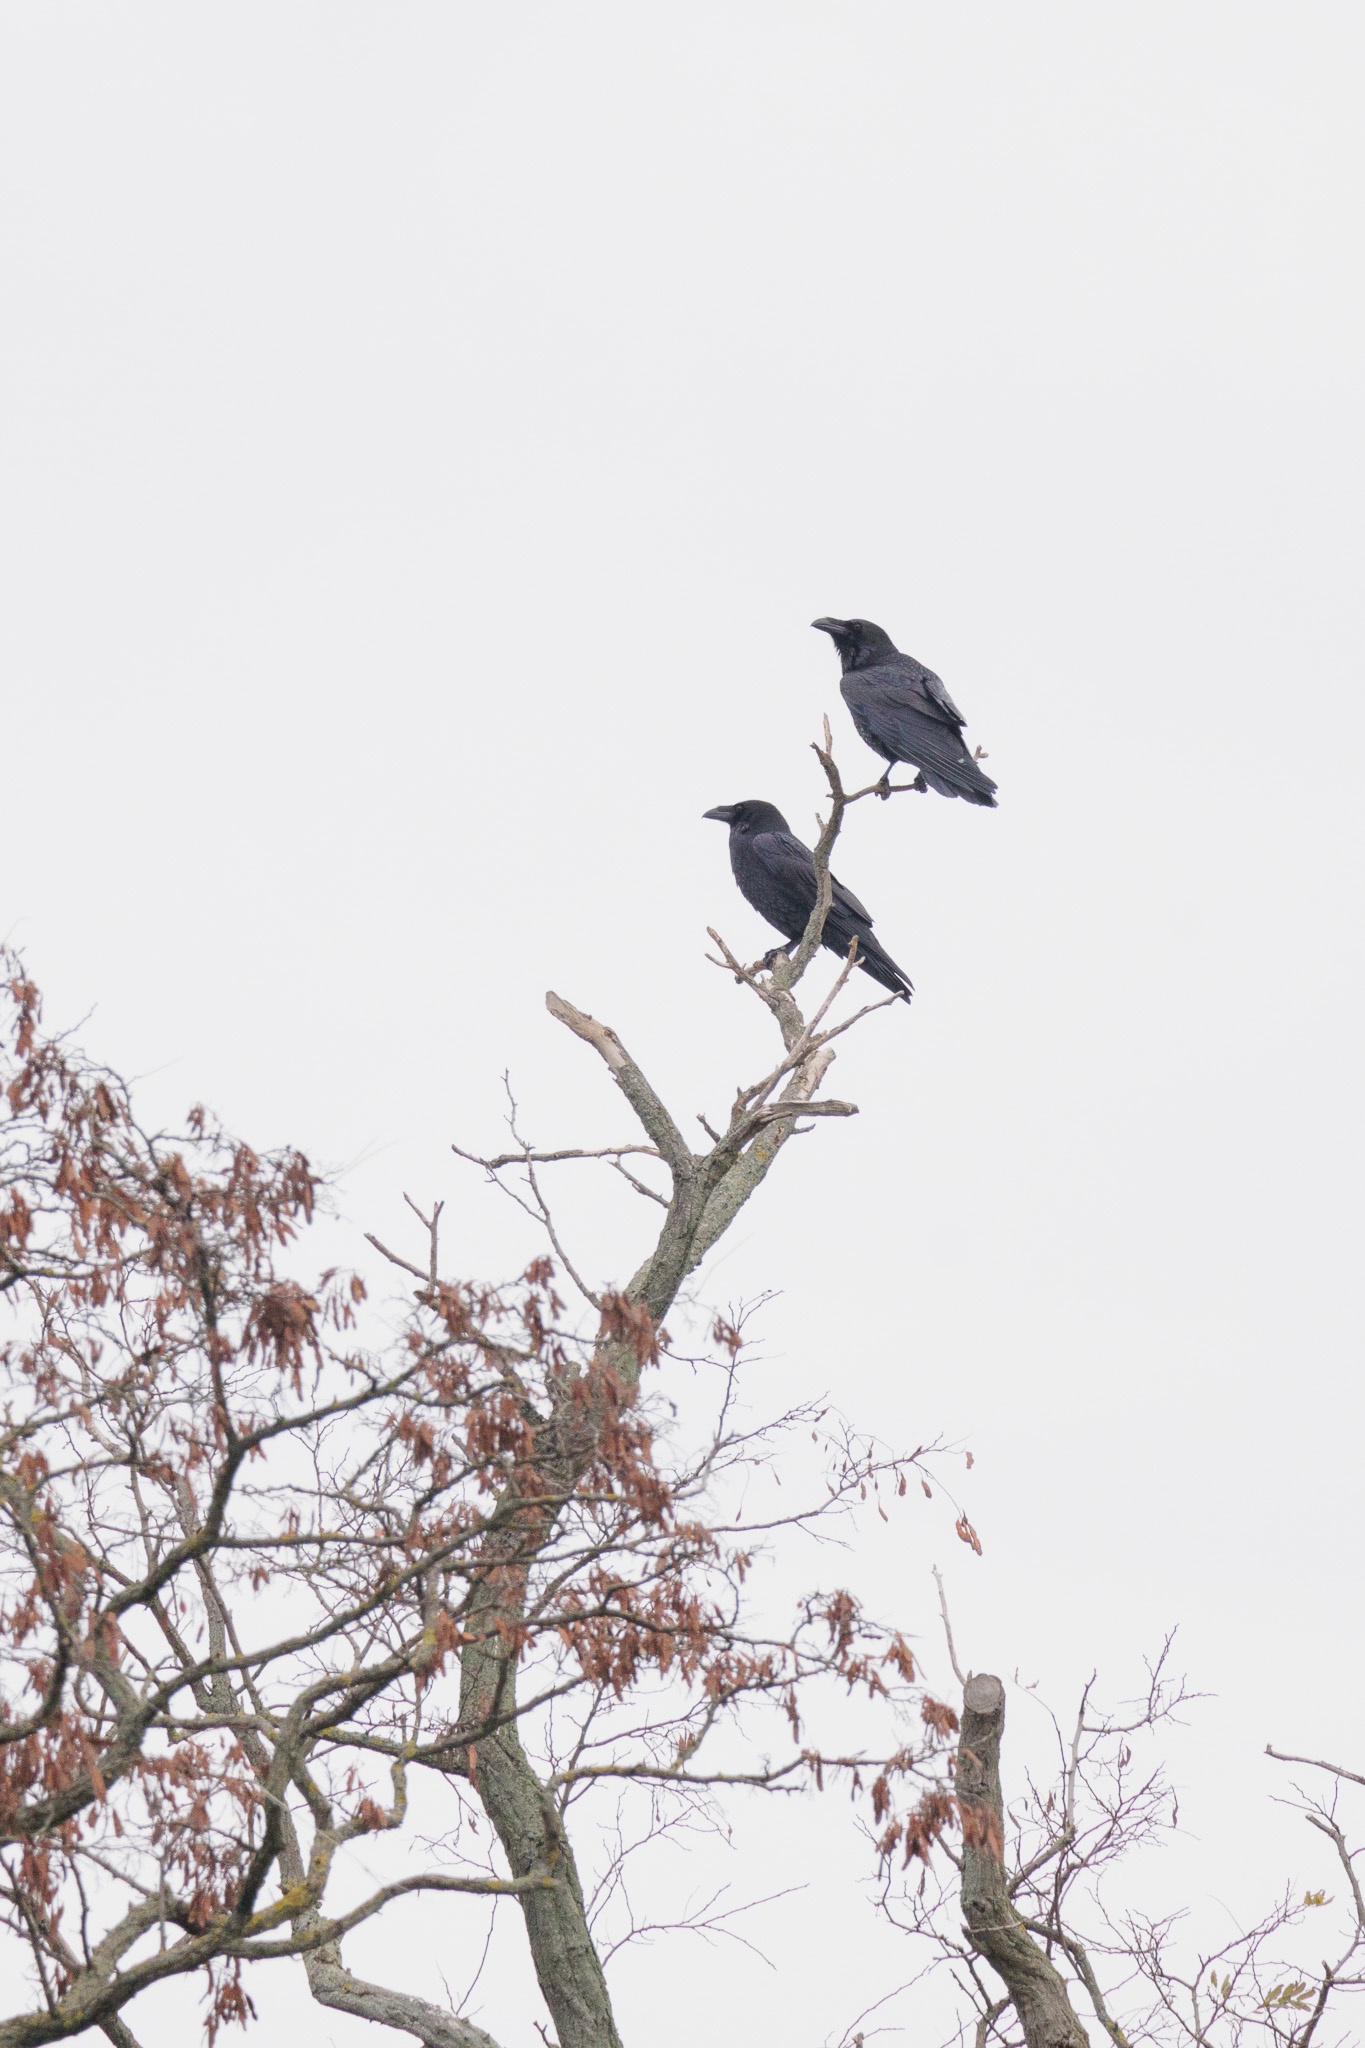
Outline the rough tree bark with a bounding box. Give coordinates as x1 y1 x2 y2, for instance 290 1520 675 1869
291 750 905 2048
957 1674 1090 2048
303 1949 502 2048
440 994 842 2048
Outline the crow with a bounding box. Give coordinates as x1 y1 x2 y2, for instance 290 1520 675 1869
811 616 998 806
703 800 912 1000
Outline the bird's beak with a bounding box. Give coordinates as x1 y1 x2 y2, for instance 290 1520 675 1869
810 617 845 637
703 805 737 824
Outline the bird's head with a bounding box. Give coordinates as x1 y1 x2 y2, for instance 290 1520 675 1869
703 800 791 836
811 616 898 671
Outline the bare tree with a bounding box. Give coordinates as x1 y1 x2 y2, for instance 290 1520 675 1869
880 1645 1365 2048
1 749 972 2047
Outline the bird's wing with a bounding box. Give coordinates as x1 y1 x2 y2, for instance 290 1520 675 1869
858 660 966 730
915 663 968 728
750 830 819 924
744 829 883 964
764 830 875 927
769 831 875 929
829 871 874 926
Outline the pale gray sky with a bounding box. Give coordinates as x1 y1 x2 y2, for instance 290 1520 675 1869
3 6 1364 2043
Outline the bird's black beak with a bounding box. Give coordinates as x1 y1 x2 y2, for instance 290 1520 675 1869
810 617 845 637
703 805 737 824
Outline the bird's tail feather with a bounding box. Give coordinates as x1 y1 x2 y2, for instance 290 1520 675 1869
849 932 913 1001
921 760 998 805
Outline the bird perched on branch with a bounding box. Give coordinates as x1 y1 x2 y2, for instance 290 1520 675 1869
811 616 998 806
703 800 912 1000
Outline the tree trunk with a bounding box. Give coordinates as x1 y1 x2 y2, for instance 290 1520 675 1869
468 1721 621 2048
302 1003 843 2047
456 1460 626 2048
957 1674 1089 2048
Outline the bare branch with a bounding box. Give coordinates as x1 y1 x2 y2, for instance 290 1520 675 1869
933 1567 969 1689
1267 1749 1365 1789
544 992 695 1178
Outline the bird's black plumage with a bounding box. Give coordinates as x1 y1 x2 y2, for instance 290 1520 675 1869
703 800 912 1000
811 617 998 806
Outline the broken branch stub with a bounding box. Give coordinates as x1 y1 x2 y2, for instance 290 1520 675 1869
957 1675 1090 2048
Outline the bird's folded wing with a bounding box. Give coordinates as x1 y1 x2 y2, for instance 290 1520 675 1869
855 665 966 731
829 871 874 927
916 665 968 727
764 831 875 929
849 679 980 775
758 832 820 917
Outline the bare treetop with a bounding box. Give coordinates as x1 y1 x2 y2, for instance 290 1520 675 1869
0 736 978 2048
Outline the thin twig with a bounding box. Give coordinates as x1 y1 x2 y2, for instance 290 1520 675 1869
933 1567 969 1688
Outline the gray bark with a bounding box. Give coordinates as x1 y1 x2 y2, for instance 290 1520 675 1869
957 1674 1090 2048
437 1004 841 2048
301 994 851 2048
304 1946 504 2048
458 1714 619 2048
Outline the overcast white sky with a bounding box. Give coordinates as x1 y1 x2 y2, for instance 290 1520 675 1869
3 5 1364 2044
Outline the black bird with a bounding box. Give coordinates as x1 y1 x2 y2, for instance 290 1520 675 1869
811 616 998 806
703 800 912 1000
